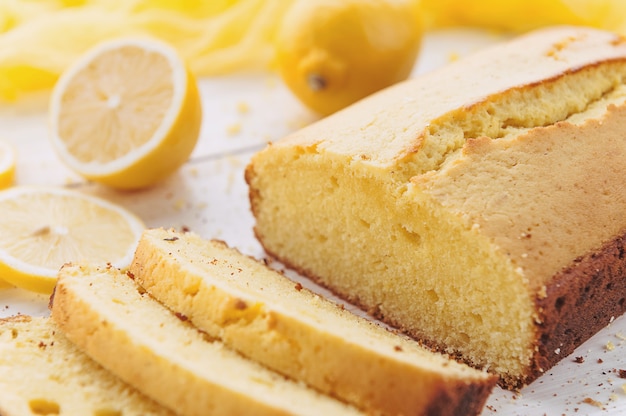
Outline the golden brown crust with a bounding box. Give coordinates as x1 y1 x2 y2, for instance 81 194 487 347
424 382 496 416
530 231 626 387
0 314 33 325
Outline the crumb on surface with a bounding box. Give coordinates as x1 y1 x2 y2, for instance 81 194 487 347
173 199 185 211
226 123 241 136
448 51 460 62
582 397 605 409
236 102 250 114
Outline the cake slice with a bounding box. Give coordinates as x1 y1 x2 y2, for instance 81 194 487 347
0 315 172 416
244 25 626 389
129 227 496 416
50 263 361 416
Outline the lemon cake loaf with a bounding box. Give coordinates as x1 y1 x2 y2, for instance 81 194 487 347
50 263 362 416
245 26 626 389
130 228 496 416
0 315 173 416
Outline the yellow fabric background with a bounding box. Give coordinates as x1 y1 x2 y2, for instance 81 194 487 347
0 0 624 102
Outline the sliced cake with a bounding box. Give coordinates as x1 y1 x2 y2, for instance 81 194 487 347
0 315 173 416
130 227 496 416
50 263 362 416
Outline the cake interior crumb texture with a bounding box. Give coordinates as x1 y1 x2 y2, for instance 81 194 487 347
130 228 496 416
246 26 626 389
0 315 171 416
50 263 363 416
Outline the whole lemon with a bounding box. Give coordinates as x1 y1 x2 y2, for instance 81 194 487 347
275 0 423 116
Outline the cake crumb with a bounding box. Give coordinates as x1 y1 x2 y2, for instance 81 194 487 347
294 283 303 291
236 101 250 114
618 369 626 379
537 285 547 299
226 123 241 136
173 199 185 211
574 356 584 364
606 340 615 351
611 36 626 46
582 397 605 409
447 51 460 62
174 312 188 322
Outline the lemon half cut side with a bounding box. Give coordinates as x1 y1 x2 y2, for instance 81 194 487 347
49 37 203 190
0 186 146 293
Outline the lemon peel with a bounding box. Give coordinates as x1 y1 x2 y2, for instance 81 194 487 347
275 0 423 116
0 140 16 190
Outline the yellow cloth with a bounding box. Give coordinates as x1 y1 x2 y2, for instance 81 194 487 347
0 0 625 102
420 0 626 33
0 0 294 101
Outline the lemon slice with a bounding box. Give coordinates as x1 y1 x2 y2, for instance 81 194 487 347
0 186 145 293
49 37 203 190
0 140 16 190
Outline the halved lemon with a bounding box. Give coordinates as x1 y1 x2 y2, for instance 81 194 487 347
0 140 16 190
0 186 145 293
49 37 203 190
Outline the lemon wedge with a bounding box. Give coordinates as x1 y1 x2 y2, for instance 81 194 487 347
0 140 16 190
49 37 202 190
0 186 145 293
